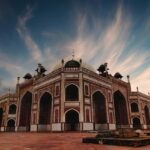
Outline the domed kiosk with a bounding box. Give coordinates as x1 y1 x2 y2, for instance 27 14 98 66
65 60 80 68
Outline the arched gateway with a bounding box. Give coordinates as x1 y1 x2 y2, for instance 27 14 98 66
19 92 32 131
0 108 3 127
7 119 15 131
38 92 52 131
65 110 79 131
133 117 141 129
92 91 107 130
113 91 129 128
144 106 150 128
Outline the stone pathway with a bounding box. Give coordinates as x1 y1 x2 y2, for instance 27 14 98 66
0 132 150 150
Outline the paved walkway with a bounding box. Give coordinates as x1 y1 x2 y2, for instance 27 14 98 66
0 132 150 150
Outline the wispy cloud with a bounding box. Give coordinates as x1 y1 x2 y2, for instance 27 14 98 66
131 67 150 94
1 3 150 95
0 52 26 93
16 6 43 63
61 4 150 93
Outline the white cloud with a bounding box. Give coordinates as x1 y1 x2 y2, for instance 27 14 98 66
16 6 43 63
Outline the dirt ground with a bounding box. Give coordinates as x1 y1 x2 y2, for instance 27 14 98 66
0 132 150 150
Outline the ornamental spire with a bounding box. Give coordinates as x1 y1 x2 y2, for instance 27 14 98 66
72 49 75 60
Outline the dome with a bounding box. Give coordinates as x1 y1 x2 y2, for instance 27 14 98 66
114 72 123 79
65 60 80 68
23 73 32 79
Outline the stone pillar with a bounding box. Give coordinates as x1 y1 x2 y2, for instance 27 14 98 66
79 71 83 131
61 72 65 131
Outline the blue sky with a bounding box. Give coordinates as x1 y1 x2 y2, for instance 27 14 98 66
0 0 150 94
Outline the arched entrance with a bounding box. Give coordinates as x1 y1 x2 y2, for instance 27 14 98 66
144 106 150 128
133 117 141 129
113 91 128 128
39 92 52 124
0 108 3 127
66 84 78 101
6 119 15 132
92 91 107 130
65 110 79 131
9 104 16 114
19 92 32 131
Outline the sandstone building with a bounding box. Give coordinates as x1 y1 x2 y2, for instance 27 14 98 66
0 59 150 132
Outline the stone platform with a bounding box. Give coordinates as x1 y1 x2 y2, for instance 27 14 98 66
82 137 150 147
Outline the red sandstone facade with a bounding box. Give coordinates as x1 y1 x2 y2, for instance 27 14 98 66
0 59 150 132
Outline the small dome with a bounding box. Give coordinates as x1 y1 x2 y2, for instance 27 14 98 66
23 73 32 79
114 72 123 79
65 60 80 68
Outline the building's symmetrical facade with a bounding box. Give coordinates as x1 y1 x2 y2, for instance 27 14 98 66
0 59 150 132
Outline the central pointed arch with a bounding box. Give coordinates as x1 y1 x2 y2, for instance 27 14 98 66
113 91 128 127
19 92 32 131
7 119 15 132
39 92 52 125
65 109 79 131
0 108 3 127
133 117 141 129
92 91 107 130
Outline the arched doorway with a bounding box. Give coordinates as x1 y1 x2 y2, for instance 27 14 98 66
9 104 17 114
19 92 32 131
39 92 52 124
92 91 107 130
131 103 139 112
144 106 150 128
133 117 141 129
65 110 79 131
0 108 3 127
7 119 15 132
66 84 78 101
113 91 128 128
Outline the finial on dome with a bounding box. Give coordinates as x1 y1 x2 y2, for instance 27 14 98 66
17 77 20 84
72 49 75 60
136 86 139 92
127 75 130 83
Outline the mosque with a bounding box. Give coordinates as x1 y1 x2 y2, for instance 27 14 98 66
0 58 150 132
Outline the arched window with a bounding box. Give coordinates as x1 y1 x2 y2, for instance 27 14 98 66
131 103 139 112
55 109 59 123
86 109 90 122
85 85 89 95
9 104 16 114
55 86 59 96
113 91 128 126
65 84 78 101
